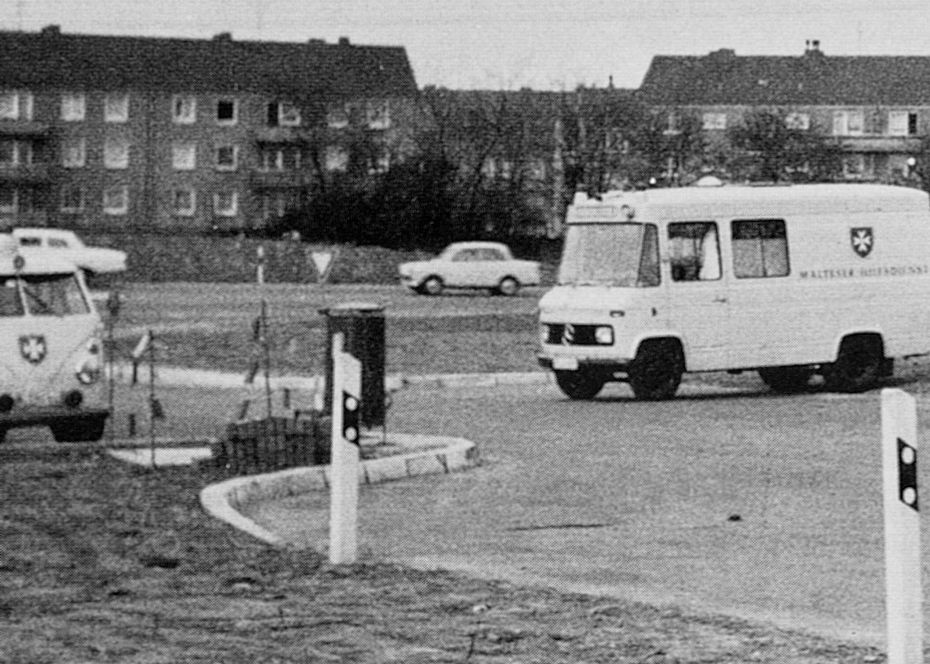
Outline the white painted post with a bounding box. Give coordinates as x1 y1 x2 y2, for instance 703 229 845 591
881 388 922 664
256 245 265 285
329 333 362 564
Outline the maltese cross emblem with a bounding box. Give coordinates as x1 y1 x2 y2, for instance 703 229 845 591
19 335 47 364
851 227 873 258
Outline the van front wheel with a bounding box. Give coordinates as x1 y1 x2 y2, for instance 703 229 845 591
554 369 605 400
824 337 883 393
628 341 683 400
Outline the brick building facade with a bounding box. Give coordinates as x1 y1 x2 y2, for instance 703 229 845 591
0 26 419 233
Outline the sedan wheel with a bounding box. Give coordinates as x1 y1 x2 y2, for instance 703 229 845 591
496 277 520 296
421 276 444 296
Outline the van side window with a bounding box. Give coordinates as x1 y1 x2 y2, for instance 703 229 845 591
732 219 789 278
668 222 721 282
0 278 22 316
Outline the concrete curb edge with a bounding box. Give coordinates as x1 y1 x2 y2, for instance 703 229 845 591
199 434 479 546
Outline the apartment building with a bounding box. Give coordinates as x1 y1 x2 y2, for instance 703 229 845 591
0 25 418 232
638 41 930 181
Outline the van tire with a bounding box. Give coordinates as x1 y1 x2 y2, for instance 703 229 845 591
554 369 605 400
758 366 814 393
824 336 884 393
50 415 107 443
628 340 684 400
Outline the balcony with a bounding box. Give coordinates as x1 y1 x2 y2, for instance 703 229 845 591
249 169 313 189
0 121 51 138
830 135 923 153
0 163 50 183
252 127 307 144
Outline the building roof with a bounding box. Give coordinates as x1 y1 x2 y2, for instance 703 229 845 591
639 45 930 107
0 26 417 100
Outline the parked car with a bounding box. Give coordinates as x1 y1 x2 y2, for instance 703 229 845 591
399 241 541 296
12 228 127 276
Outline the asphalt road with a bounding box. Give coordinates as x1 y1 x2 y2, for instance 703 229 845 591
247 378 930 647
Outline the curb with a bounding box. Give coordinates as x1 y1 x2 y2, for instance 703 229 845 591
199 434 479 546
112 363 551 391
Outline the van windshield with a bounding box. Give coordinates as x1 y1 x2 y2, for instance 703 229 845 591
21 274 89 316
558 223 660 287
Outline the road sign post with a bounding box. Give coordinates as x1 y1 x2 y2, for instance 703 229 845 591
329 332 362 564
881 388 922 664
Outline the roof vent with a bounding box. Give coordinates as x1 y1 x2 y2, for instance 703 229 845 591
338 36 351 46
805 39 823 56
41 24 61 36
213 32 233 42
308 38 326 45
708 48 735 59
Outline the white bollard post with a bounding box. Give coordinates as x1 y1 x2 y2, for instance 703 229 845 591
256 245 265 285
329 333 362 564
881 388 922 664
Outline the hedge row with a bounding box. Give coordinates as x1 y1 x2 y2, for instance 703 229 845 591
82 232 561 284
84 232 434 284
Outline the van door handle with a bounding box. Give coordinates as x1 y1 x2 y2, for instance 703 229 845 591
713 296 728 303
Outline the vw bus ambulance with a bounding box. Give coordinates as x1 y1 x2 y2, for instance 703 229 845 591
0 233 108 441
538 183 930 400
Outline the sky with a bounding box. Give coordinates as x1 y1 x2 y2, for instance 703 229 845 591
5 1 930 90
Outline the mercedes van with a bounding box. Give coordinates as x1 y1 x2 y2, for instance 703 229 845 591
538 183 930 400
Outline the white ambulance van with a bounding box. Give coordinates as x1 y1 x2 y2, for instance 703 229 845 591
538 183 930 400
0 233 108 441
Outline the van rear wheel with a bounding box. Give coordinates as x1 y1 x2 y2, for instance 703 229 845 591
554 369 605 400
824 336 883 393
628 341 683 400
758 366 814 393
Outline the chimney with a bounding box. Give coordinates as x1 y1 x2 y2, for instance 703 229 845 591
41 24 61 37
338 36 351 46
805 39 823 56
213 32 233 42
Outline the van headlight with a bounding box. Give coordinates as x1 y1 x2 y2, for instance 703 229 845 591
594 326 614 345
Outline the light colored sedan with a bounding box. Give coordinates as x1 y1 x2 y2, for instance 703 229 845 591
399 241 541 296
12 228 127 276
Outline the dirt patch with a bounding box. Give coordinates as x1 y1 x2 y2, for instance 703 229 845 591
0 443 886 662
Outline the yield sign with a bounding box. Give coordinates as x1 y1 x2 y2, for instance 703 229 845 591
311 251 334 280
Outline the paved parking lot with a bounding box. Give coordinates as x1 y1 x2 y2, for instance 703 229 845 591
244 380 930 646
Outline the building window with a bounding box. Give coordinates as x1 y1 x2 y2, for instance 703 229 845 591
60 185 86 213
0 139 17 165
267 101 301 127
104 93 129 123
889 111 919 136
104 137 130 169
62 137 86 168
0 91 30 120
785 112 810 130
732 219 789 278
325 146 348 172
833 110 864 136
327 105 349 129
260 146 285 171
172 142 196 170
366 101 390 129
61 93 86 122
215 145 238 171
103 185 129 215
172 189 196 216
216 98 237 125
213 191 238 216
701 112 726 131
172 95 197 124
